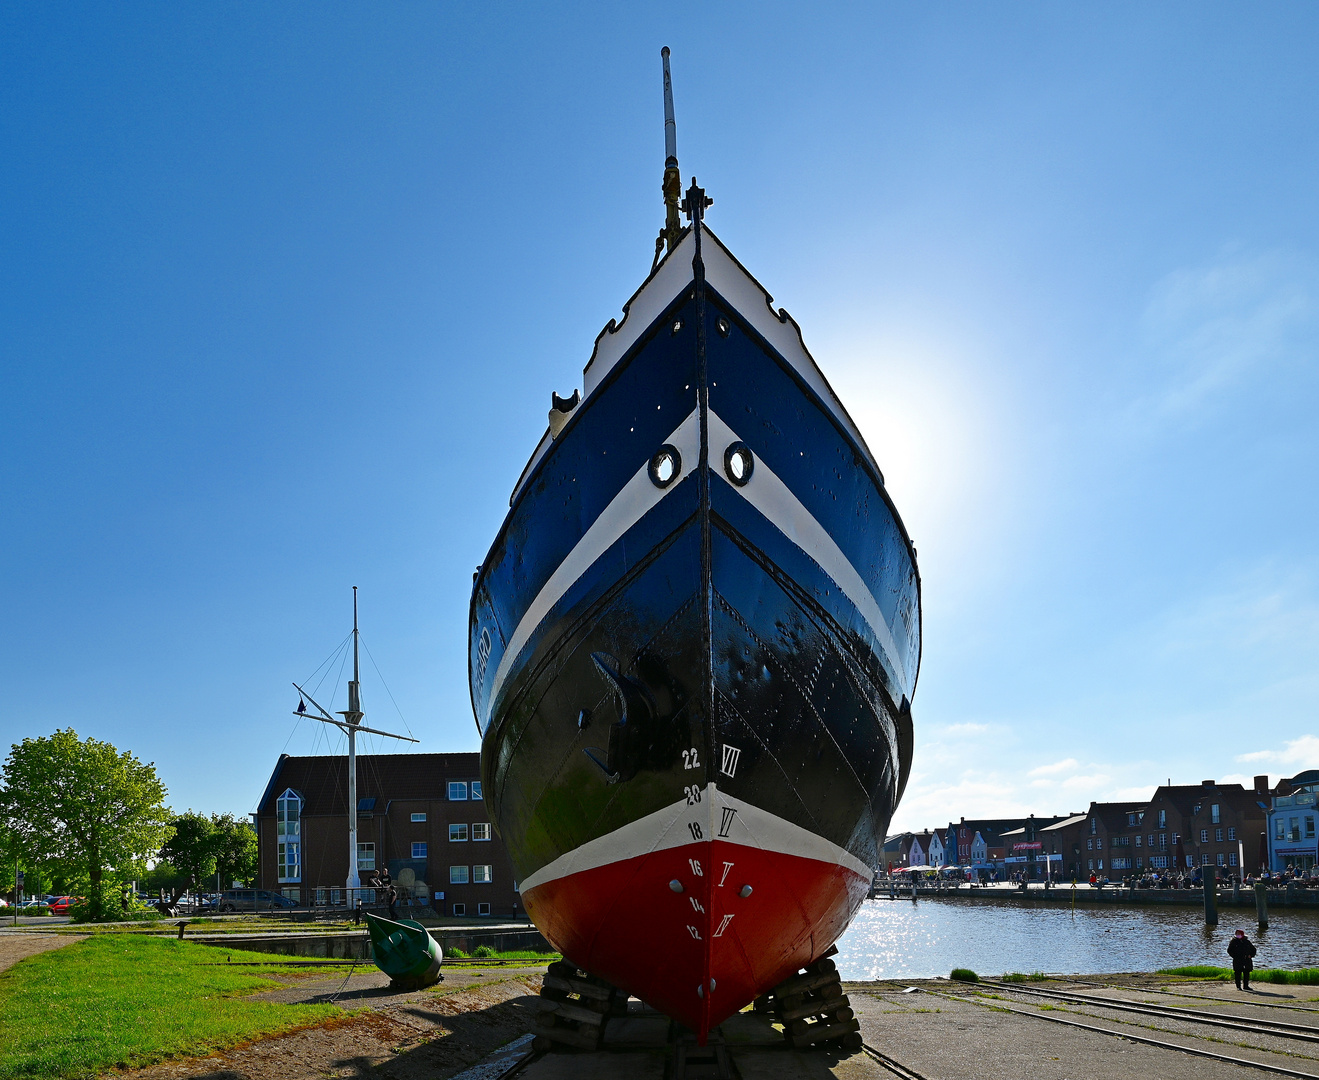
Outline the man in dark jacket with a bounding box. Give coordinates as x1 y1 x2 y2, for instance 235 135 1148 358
1227 929 1257 990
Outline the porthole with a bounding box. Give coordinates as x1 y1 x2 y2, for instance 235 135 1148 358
717 317 730 337
649 444 682 488
723 442 754 486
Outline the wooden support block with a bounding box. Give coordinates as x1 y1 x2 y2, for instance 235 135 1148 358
774 969 844 999
787 1017 860 1049
541 974 613 1001
538 999 610 1025
529 1020 601 1051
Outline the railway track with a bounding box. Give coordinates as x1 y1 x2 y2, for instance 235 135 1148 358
979 979 1319 1042
921 984 1319 1079
1070 978 1319 1015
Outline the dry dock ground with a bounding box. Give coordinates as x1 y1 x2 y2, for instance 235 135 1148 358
114 969 1319 1080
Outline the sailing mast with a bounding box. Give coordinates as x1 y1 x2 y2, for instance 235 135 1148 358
657 46 684 260
293 586 418 896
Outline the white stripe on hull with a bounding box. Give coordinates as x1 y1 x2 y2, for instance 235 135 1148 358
520 784 873 894
707 409 910 692
485 408 702 713
487 404 908 723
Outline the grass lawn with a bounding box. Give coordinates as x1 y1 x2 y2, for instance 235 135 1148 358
0 935 350 1079
1158 964 1319 985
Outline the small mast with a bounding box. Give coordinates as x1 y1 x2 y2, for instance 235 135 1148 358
659 46 683 256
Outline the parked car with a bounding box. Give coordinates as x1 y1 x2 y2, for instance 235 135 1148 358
216 889 297 912
48 896 78 915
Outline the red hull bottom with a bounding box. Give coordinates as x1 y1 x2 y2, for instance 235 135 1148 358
522 839 869 1037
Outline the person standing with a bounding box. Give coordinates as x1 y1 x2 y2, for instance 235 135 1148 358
387 884 399 921
1228 929 1257 990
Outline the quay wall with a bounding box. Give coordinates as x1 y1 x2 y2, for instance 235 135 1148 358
185 925 553 959
870 885 1319 908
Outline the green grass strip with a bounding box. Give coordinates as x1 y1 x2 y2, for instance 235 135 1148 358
1157 964 1319 985
0 935 344 1079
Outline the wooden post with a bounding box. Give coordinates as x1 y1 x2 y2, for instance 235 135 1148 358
1203 865 1217 926
1254 882 1269 929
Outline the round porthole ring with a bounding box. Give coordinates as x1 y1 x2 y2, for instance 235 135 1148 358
649 444 682 489
723 441 754 486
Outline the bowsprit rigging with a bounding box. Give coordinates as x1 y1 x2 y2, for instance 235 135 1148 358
469 47 921 1046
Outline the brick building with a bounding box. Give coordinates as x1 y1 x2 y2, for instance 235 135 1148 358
253 752 520 918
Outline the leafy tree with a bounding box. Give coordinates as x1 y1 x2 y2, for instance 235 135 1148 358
213 813 258 888
159 811 218 905
1 729 173 920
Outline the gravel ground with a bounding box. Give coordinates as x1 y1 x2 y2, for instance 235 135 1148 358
0 930 86 973
120 966 546 1080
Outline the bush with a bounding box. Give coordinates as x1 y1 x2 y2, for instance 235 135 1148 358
950 968 979 982
472 945 496 959
1001 971 1048 983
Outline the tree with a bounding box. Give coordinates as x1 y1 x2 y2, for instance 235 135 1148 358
213 813 258 887
1 729 173 920
159 811 217 906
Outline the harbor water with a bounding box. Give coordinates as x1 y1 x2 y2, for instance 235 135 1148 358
835 896 1319 980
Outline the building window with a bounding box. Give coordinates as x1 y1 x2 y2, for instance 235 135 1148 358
478 902 491 916
1158 810 1166 828
1215 828 1223 843
1135 835 1142 848
473 823 491 841
474 865 493 883
450 823 468 842
411 813 427 822
1307 817 1316 839
1291 817 1301 842
1090 818 1097 834
1135 858 1143 869
277 842 300 883
358 842 376 871
277 789 302 840
1096 838 1104 849
1229 853 1238 866
1098 859 1104 870
1216 853 1225 866
1087 859 1094 871
1276 818 1286 840
1200 830 1208 843
452 902 466 916
1228 827 1236 840
471 781 483 800
1159 834 1167 850
450 865 469 884
1211 804 1221 825
1148 834 1154 848
412 842 428 859
1201 855 1210 865
1087 839 1092 850
449 782 468 801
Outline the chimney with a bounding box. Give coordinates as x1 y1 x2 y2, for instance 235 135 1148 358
1254 775 1269 793
1202 779 1215 787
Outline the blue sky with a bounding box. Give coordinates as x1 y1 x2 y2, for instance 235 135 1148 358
2 5 1316 834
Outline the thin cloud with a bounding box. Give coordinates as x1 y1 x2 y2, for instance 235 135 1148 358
1129 248 1316 425
1237 734 1319 770
1028 758 1080 778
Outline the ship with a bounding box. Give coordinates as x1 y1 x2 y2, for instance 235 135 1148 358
469 49 920 1041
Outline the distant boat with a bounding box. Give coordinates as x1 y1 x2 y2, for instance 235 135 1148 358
364 911 443 989
469 50 919 1040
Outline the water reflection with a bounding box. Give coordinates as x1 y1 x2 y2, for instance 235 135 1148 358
836 897 1319 981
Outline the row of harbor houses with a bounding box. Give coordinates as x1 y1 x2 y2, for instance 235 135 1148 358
884 770 1319 880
